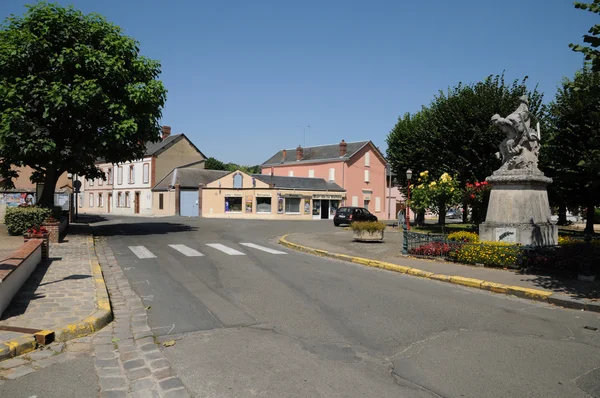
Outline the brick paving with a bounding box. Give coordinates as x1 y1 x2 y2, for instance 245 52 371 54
0 228 96 343
93 237 190 398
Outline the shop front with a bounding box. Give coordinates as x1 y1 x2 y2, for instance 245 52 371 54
312 194 343 220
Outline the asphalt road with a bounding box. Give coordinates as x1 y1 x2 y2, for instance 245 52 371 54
91 216 600 398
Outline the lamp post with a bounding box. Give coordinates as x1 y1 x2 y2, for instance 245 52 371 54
406 169 412 230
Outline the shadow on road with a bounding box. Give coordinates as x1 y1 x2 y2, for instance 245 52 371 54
90 222 197 237
524 274 600 300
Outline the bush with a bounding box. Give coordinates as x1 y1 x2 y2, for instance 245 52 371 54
450 241 521 268
350 221 386 233
4 206 52 236
409 241 453 256
447 231 479 243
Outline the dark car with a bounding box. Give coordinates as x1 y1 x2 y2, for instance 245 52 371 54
333 206 378 226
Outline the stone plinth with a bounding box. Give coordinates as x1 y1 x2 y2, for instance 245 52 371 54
479 170 557 246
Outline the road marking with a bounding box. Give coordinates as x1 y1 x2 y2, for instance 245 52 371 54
141 295 154 301
129 246 156 259
153 324 176 335
132 280 150 285
206 243 245 256
240 243 287 254
169 244 204 257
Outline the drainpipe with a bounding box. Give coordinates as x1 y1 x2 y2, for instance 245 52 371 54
342 161 346 206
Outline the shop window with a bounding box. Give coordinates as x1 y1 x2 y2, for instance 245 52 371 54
233 173 243 189
143 163 149 184
285 197 301 214
225 197 242 212
256 197 272 213
159 193 164 210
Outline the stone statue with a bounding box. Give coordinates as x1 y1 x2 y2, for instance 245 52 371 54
491 95 540 173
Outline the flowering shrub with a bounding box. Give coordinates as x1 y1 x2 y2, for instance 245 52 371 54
447 231 479 243
27 225 48 235
409 242 453 257
450 241 520 268
350 221 386 233
463 181 491 224
411 171 462 219
4 206 52 236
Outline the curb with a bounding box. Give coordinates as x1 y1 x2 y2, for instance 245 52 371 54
0 235 113 361
279 235 600 313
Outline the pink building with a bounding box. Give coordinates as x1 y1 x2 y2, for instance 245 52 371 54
261 140 390 219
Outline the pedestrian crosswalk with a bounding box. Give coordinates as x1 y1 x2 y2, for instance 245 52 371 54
128 242 287 259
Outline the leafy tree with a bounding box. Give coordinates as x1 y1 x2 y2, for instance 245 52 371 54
569 1 600 72
544 66 600 234
205 157 226 170
410 171 461 225
0 3 166 207
387 73 542 223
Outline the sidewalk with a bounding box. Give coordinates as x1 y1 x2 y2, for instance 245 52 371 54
0 223 108 357
283 229 600 310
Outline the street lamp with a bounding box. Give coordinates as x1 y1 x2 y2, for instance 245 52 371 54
406 169 412 230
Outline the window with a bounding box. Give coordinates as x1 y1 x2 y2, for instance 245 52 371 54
99 176 103 186
78 193 83 208
352 196 358 206
225 197 242 212
129 165 135 184
375 197 381 212
89 193 94 207
285 197 301 213
117 192 123 207
159 193 164 210
288 170 294 177
329 168 335 181
364 170 370 182
364 199 370 210
89 178 94 187
98 193 103 207
143 163 150 184
233 173 243 189
107 168 113 185
125 192 130 207
117 166 123 185
256 197 272 213
365 152 370 167
308 169 314 178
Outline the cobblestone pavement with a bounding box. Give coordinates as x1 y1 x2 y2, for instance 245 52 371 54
0 229 96 342
93 236 190 398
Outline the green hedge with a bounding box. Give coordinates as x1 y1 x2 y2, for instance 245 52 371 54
4 207 52 236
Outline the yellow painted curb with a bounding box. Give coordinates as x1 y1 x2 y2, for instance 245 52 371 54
279 234 554 305
1 235 113 362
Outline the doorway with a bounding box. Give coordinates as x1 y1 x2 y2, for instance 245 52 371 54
108 193 112 213
320 199 330 219
134 192 140 214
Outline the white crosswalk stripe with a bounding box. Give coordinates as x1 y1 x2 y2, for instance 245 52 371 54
239 243 287 254
129 246 156 259
206 243 246 256
168 244 204 257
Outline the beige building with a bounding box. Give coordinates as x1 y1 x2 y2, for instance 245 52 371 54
78 126 207 216
202 171 345 220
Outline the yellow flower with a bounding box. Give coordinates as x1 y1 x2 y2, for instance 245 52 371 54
450 188 455 192
429 181 437 187
420 170 429 177
418 184 424 189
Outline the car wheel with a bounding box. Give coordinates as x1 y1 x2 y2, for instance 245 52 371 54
334 222 340 227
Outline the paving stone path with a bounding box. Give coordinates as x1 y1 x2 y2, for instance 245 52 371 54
0 231 96 342
93 236 190 398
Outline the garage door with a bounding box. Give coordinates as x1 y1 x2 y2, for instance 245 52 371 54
180 190 198 217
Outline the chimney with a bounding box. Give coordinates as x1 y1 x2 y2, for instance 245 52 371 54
296 145 303 161
161 125 172 140
339 140 347 157
282 149 287 163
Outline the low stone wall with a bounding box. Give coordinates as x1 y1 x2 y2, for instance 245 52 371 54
0 239 43 317
43 217 69 244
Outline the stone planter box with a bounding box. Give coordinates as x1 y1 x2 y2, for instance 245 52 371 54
42 218 68 243
353 230 384 242
23 233 49 259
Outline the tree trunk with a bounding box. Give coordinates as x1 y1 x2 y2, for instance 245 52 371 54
584 205 595 235
462 202 468 223
38 168 58 208
417 210 425 226
438 201 446 226
557 203 567 226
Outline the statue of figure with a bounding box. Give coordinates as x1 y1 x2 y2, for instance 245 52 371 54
491 95 540 173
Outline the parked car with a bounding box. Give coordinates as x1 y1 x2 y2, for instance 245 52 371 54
333 206 378 226
446 208 462 219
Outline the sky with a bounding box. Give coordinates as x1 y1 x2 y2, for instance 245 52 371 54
0 0 596 165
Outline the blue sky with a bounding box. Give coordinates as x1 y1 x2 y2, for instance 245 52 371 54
0 1 595 165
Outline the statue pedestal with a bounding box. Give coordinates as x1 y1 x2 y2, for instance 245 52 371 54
479 170 557 246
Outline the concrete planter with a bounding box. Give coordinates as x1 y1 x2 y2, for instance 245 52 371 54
353 230 384 242
42 218 68 243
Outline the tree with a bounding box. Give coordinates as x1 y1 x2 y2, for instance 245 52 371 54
569 1 600 72
387 73 542 223
0 3 166 207
205 157 226 170
544 66 600 234
410 171 462 226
